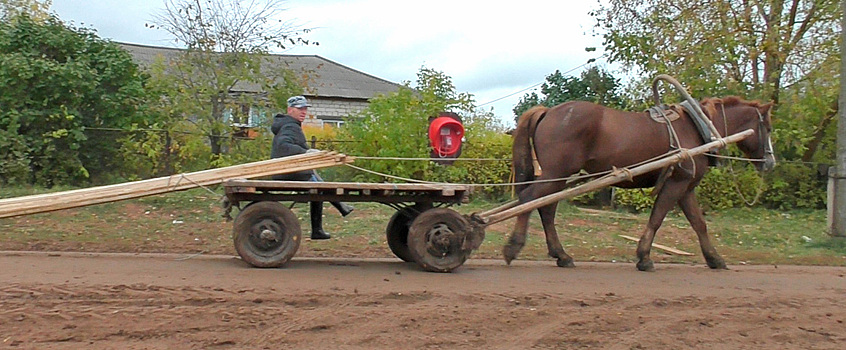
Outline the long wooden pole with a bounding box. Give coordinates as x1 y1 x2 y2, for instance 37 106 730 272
829 0 846 237
0 151 353 219
476 129 754 225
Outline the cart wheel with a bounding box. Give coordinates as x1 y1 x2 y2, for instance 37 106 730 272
386 203 433 262
233 201 301 268
408 208 470 272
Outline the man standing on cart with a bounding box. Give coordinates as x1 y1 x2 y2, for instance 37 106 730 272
271 96 353 240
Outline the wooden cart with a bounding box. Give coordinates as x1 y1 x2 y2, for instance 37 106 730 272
223 179 472 272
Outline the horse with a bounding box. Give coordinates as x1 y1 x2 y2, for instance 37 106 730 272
507 96 776 271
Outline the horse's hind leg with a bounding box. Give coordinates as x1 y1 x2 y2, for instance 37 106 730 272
503 212 529 265
679 190 727 269
538 202 574 267
503 181 565 265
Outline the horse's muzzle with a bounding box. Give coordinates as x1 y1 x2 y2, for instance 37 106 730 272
758 154 776 172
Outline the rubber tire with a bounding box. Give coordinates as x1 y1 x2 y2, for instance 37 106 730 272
233 201 301 268
386 203 433 262
408 208 470 273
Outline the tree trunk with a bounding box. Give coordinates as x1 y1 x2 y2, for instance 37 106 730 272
802 99 839 163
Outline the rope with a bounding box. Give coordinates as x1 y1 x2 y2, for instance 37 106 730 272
706 153 765 162
344 148 688 188
353 156 510 162
718 101 763 206
168 173 223 197
344 163 598 187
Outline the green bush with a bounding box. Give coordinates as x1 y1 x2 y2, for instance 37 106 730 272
0 14 150 186
697 165 767 210
612 163 769 213
763 163 826 210
612 188 655 212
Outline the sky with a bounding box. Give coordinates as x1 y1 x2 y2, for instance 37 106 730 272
50 0 609 126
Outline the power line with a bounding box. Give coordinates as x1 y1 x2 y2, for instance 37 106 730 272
478 56 603 107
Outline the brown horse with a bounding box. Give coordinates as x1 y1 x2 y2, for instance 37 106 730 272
507 96 775 271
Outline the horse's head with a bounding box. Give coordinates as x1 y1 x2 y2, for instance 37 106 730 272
703 97 776 172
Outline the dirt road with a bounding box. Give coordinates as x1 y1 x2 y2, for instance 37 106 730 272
1 251 845 349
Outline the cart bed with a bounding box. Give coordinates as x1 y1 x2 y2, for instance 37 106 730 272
223 179 469 205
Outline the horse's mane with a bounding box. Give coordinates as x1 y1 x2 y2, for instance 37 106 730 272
700 96 773 126
701 96 767 108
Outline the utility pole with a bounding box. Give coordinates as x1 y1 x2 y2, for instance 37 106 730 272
830 0 846 237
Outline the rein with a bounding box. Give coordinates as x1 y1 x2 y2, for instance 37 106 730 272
716 102 773 164
717 102 770 205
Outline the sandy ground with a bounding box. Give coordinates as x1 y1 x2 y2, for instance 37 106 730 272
1 251 845 349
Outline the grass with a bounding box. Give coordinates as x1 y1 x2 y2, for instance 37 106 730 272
1 186 844 267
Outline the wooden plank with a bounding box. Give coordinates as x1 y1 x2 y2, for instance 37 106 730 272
1 152 331 204
0 151 352 219
618 235 694 256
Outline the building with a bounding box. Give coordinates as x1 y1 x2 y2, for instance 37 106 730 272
119 43 404 128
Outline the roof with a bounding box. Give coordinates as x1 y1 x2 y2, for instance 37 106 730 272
118 42 404 100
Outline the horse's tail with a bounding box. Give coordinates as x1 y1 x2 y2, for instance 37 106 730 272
512 106 549 193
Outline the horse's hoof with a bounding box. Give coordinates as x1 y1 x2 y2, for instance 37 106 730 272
706 258 728 270
556 258 575 268
503 245 519 265
636 260 655 272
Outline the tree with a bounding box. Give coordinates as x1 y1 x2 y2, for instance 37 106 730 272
592 0 841 163
0 14 150 186
594 0 840 104
513 66 624 118
148 0 311 163
0 0 51 22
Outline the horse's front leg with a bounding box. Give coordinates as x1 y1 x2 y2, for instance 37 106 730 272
679 190 727 270
537 202 574 267
636 180 687 272
503 212 529 265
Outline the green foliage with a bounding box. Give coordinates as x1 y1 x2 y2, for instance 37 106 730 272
593 0 840 102
612 188 655 212
772 55 839 164
613 164 768 212
696 165 767 210
0 14 150 186
0 0 51 22
338 87 433 181
763 163 826 210
593 0 840 166
336 67 512 199
513 66 624 119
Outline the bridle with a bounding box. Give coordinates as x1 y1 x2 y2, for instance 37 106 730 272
718 102 774 164
756 109 775 161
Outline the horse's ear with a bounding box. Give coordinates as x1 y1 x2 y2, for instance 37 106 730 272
759 102 774 117
701 98 718 117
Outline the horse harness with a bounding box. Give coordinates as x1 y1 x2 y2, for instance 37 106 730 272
646 102 722 166
716 101 774 162
644 101 725 194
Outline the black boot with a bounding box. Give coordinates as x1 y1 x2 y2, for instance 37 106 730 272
309 201 331 240
331 201 354 217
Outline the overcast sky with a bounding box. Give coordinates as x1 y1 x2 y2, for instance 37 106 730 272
50 0 609 126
